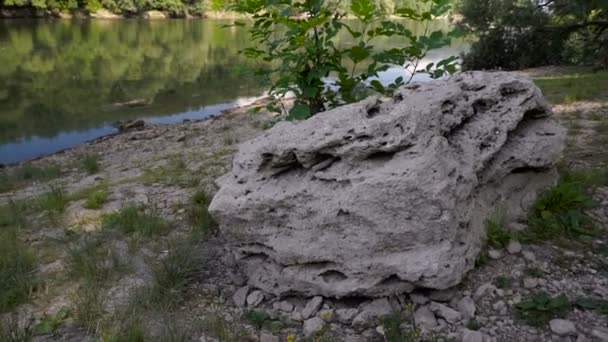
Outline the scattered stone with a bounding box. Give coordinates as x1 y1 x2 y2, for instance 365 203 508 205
273 300 294 313
259 331 279 342
457 296 476 320
474 283 497 300
507 240 522 254
410 293 430 305
301 296 323 319
591 327 608 341
508 222 528 232
209 71 565 297
351 298 394 331
523 277 539 289
462 329 484 342
414 306 438 330
488 249 503 260
303 317 325 337
335 308 359 324
430 289 459 302
522 251 536 262
550 319 577 336
246 290 265 307
492 300 506 314
232 286 249 307
429 302 462 325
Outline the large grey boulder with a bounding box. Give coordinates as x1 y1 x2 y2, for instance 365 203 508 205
209 71 565 298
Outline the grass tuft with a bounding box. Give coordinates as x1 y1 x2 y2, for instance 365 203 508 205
0 228 37 312
188 190 218 238
39 185 69 219
514 292 571 327
83 187 110 210
102 206 171 238
485 212 511 249
133 241 199 310
0 164 61 193
80 154 100 175
0 314 34 342
67 235 126 285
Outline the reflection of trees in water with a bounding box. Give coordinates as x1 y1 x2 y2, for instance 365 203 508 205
0 20 265 144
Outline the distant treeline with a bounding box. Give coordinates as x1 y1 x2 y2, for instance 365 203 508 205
0 0 436 17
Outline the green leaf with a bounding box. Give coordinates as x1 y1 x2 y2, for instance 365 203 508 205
288 103 311 120
348 45 371 64
370 80 385 93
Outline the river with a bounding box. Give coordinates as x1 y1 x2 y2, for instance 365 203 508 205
0 19 467 164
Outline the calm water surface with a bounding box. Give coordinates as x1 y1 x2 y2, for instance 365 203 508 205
0 19 467 164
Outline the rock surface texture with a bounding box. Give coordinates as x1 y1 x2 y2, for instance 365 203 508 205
209 71 565 298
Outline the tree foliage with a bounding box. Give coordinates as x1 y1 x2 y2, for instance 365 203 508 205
232 0 459 119
458 0 608 70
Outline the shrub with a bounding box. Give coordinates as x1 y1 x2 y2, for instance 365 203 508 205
232 0 459 119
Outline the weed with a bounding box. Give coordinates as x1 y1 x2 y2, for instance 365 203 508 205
83 187 110 210
0 228 37 312
524 267 545 278
102 206 171 238
81 154 100 175
465 319 481 331
188 190 218 238
67 235 126 285
244 310 273 330
494 276 511 289
485 212 511 248
38 185 68 218
0 314 34 342
34 307 70 335
524 175 596 241
134 241 199 310
514 292 571 327
382 311 421 342
158 321 189 342
575 297 608 316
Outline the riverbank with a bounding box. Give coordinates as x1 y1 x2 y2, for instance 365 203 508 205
1 68 607 341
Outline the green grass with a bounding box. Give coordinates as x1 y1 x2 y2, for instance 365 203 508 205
102 206 171 238
80 154 100 175
188 190 218 238
514 292 571 327
0 164 62 193
0 228 37 312
523 172 598 241
34 307 70 336
534 70 608 104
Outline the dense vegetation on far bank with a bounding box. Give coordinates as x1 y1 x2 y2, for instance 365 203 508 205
0 0 430 18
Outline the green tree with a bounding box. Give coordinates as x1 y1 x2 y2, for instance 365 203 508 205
232 0 459 120
458 0 608 70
